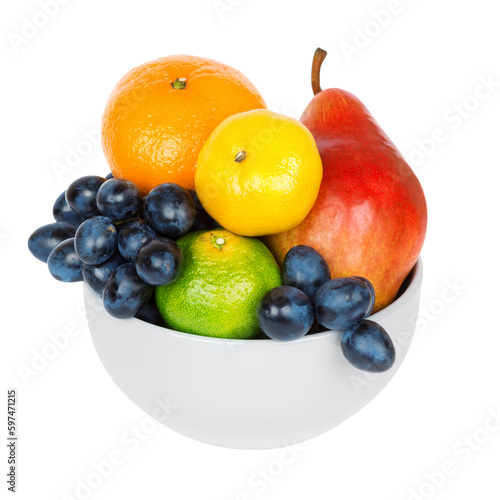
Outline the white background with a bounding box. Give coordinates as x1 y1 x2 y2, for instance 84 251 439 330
2 0 500 499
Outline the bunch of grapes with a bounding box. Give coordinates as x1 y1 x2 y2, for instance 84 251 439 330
28 174 218 322
257 246 396 372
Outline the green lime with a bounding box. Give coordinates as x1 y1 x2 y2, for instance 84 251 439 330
155 229 282 339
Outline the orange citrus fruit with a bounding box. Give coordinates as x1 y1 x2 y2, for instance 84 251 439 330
101 55 266 195
195 109 323 237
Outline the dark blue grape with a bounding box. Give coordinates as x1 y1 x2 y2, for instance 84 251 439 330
97 178 141 220
103 263 153 319
282 245 331 300
28 222 76 263
135 239 183 286
191 212 220 232
138 196 148 221
65 175 106 216
313 277 372 330
189 190 203 211
341 320 396 372
352 276 375 316
105 173 114 180
145 183 195 237
188 189 220 231
75 216 118 265
117 219 156 262
257 286 314 341
47 238 83 282
82 251 126 295
53 191 88 227
307 318 328 335
135 295 162 325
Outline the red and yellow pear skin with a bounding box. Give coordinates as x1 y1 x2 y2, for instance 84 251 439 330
263 50 427 312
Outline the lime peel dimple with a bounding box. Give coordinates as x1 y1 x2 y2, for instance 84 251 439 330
210 234 226 250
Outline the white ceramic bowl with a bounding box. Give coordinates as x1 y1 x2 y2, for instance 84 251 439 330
85 259 422 450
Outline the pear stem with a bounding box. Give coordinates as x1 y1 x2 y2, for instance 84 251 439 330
311 48 327 95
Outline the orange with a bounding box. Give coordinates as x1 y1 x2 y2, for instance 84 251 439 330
101 55 266 195
195 109 323 237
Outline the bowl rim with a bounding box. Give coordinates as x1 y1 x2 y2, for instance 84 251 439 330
88 258 423 346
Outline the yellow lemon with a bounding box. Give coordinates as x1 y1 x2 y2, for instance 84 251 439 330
195 109 323 236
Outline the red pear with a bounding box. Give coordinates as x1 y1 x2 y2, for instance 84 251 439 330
264 48 427 312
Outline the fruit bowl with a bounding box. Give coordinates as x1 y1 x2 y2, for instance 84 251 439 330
84 258 422 450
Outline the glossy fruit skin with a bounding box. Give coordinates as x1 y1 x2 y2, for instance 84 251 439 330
103 263 153 319
341 320 396 372
47 238 83 282
65 175 106 216
101 55 267 194
188 190 220 231
135 239 183 286
155 229 282 339
138 196 148 221
75 216 118 265
82 251 126 295
117 219 156 262
257 286 314 341
28 222 77 263
53 191 87 227
105 173 114 180
353 276 375 316
195 109 323 237
264 87 427 312
282 245 331 300
145 183 195 237
313 277 372 330
307 318 328 335
96 178 141 220
135 295 162 325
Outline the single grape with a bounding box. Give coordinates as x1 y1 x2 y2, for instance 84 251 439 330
341 320 396 373
313 277 372 330
138 196 148 221
145 183 195 237
96 178 141 220
75 216 118 265
47 238 83 282
28 222 76 263
65 175 106 216
82 251 126 295
307 318 328 335
103 263 153 319
135 239 183 286
135 294 162 325
188 189 220 231
282 245 331 300
189 189 203 211
257 286 314 341
117 219 156 262
53 191 87 227
352 276 375 316
191 211 221 232
105 173 114 180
